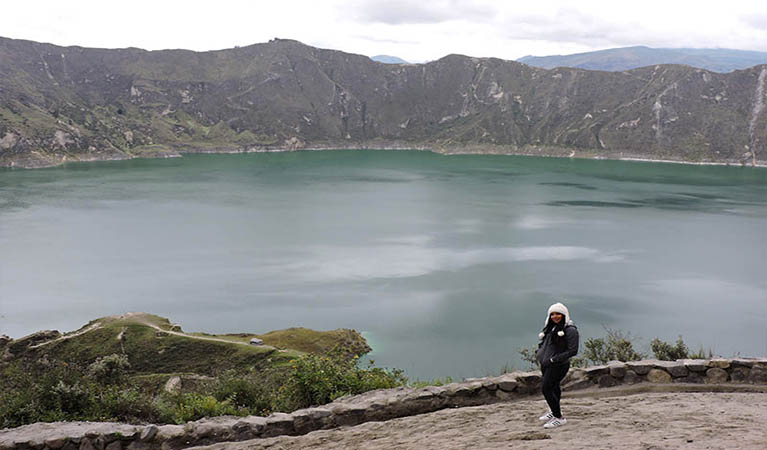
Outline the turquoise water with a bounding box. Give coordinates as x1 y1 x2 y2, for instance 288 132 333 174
1 150 766 380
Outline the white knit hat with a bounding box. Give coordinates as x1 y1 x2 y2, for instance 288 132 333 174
538 302 572 339
545 302 570 326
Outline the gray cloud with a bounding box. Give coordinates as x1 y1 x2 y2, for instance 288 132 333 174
502 8 643 48
346 0 497 25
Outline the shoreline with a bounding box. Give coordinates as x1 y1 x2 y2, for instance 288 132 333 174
2 144 766 170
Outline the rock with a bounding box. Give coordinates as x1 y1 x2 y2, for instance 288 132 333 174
608 361 627 378
78 438 97 450
164 376 181 394
498 379 518 392
623 370 640 384
646 369 672 383
584 365 609 377
105 441 122 450
0 334 10 347
481 379 498 391
707 359 731 369
626 361 654 375
730 367 751 383
249 338 263 345
262 413 296 437
598 374 620 388
705 368 729 384
731 358 756 368
139 426 157 442
747 364 767 384
44 438 67 449
656 361 689 378
682 359 709 372
673 372 704 384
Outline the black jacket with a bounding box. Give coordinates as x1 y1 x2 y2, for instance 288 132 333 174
536 323 579 368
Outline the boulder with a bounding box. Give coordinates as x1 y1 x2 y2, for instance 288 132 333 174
646 369 672 383
705 368 729 384
249 338 264 345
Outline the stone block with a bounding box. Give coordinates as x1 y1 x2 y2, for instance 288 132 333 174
658 361 689 378
598 374 620 388
747 364 767 384
705 368 729 384
646 369 672 383
584 365 609 377
497 380 518 392
482 379 498 391
563 378 594 391
623 370 640 384
262 413 295 437
731 358 756 368
139 426 158 442
707 359 731 369
608 362 627 378
673 372 704 384
626 361 653 375
682 359 708 372
730 367 751 383
79 438 98 450
44 438 67 450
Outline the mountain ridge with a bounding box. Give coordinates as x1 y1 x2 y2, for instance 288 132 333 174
518 46 767 73
1 37 766 168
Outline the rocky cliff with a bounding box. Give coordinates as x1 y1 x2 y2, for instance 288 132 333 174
1 37 766 168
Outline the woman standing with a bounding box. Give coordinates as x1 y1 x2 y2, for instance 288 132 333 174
536 302 579 429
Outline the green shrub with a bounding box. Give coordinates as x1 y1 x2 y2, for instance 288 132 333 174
212 370 280 415
580 328 645 365
88 354 131 385
651 336 712 360
279 354 406 410
162 393 239 424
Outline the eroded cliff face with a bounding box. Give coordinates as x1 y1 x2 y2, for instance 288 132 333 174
1 37 766 168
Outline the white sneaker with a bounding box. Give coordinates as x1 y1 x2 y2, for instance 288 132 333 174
539 412 554 421
543 417 567 429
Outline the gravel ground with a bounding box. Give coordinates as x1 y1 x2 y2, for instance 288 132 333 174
192 390 767 450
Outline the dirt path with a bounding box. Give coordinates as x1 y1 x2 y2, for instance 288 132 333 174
194 390 767 450
31 312 275 350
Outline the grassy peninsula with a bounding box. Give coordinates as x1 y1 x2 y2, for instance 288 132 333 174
0 313 404 428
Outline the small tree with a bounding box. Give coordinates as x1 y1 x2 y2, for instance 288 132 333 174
88 354 130 385
651 336 689 361
580 328 645 365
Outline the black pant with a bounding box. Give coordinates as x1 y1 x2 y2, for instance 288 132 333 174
541 363 570 418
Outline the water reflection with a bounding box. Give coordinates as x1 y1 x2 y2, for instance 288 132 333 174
1 151 766 379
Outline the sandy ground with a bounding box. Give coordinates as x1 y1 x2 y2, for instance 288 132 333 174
194 390 767 450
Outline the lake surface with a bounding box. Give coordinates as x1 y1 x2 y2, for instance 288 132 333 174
1 150 766 380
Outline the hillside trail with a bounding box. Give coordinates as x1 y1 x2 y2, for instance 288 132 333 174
31 312 275 350
194 390 767 450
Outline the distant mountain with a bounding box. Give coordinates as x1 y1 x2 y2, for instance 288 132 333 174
1 37 766 168
371 55 410 64
518 46 767 73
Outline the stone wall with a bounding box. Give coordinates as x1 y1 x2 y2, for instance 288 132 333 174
2 358 766 450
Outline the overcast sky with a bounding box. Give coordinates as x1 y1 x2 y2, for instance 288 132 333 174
4 0 767 62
